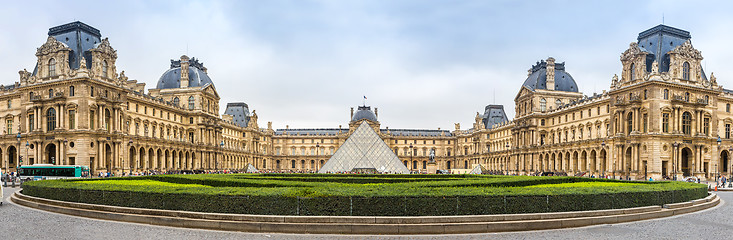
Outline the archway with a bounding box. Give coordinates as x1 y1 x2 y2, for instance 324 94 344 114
6 147 14 169
581 151 588 172
157 149 163 170
139 147 145 170
682 147 692 177
148 149 154 170
46 143 57 165
573 151 579 172
600 149 607 175
625 147 632 178
721 150 729 175
104 144 111 170
589 150 597 173
129 147 136 172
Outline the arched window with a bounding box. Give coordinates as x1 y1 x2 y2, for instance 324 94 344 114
69 86 75 97
663 89 669 100
555 99 562 108
629 63 635 81
188 96 195 110
682 112 692 135
539 98 547 111
48 58 56 77
29 92 34 99
704 95 709 103
102 60 108 78
291 160 296 168
627 112 633 134
47 108 56 131
682 62 690 80
173 97 179 106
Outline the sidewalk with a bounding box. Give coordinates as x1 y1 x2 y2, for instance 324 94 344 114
707 181 733 191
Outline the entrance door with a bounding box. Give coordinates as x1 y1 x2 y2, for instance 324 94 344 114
682 148 691 177
46 144 56 165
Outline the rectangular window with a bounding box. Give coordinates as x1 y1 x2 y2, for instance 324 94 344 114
29 114 34 131
90 111 95 129
643 114 647 132
7 119 12 134
726 124 731 139
662 113 669 133
704 118 710 136
69 110 76 129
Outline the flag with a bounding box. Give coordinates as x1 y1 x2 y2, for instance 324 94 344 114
363 96 367 100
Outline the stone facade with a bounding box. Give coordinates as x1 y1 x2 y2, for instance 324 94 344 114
1 22 729 180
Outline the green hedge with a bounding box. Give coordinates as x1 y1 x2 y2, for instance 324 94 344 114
21 174 708 216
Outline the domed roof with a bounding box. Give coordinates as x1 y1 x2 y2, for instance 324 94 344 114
156 57 214 89
352 106 377 122
522 59 578 92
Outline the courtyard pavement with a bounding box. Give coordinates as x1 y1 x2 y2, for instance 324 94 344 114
0 186 730 239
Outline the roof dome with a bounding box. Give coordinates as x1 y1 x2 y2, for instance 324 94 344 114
156 56 214 89
352 106 377 122
521 59 578 92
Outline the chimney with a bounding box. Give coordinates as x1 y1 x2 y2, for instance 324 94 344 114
180 55 190 88
350 107 354 119
374 107 378 118
546 57 555 90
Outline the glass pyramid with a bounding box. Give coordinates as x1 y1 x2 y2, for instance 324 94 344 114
246 163 259 173
319 122 409 174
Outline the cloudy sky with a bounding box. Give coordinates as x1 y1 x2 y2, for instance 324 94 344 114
1 0 732 130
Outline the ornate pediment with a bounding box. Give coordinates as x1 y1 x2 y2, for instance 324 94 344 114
620 42 642 61
36 36 71 56
90 38 117 59
669 40 702 60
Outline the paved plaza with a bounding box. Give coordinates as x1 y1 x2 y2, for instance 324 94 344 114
0 187 730 239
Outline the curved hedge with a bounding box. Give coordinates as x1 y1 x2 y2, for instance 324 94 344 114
22 174 708 216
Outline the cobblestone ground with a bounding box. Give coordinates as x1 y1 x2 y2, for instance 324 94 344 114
1 187 731 240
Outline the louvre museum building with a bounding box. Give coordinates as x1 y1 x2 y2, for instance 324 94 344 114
0 21 729 181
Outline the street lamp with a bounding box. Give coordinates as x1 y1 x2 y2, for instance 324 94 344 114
315 143 320 172
217 141 224 171
718 137 722 181
16 131 21 169
63 138 68 165
673 142 680 180
409 143 413 172
24 141 28 169
601 140 606 178
128 139 133 176
505 143 510 174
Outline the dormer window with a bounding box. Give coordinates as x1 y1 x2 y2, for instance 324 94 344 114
48 58 57 77
102 60 108 78
682 62 690 80
629 63 635 81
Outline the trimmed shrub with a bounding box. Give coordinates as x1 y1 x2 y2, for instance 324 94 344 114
22 174 708 216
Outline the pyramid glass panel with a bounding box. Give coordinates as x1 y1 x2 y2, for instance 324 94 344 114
319 122 409 174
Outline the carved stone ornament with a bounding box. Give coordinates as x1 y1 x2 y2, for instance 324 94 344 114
80 56 88 69
611 74 618 86
620 42 641 61
651 60 659 74
711 72 717 86
18 69 31 81
669 40 703 60
35 36 71 56
91 37 118 59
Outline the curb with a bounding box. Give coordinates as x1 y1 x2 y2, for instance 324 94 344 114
11 192 720 235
